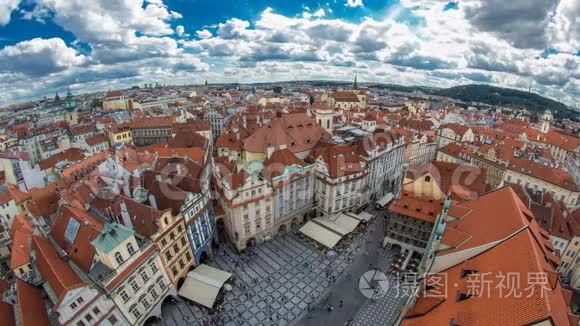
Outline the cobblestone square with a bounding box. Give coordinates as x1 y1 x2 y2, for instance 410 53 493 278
161 215 407 326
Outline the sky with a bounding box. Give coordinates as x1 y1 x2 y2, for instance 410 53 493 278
0 0 578 106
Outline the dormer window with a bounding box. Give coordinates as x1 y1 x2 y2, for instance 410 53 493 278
115 252 123 265
127 243 135 255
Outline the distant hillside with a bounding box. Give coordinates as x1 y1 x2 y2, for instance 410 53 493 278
429 84 577 120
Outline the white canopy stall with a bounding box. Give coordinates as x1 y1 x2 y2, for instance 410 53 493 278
178 264 232 308
299 215 362 248
376 193 395 208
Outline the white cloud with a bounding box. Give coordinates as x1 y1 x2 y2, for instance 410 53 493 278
196 29 213 39
0 38 86 76
0 0 19 25
303 8 325 19
176 25 185 37
31 0 181 43
345 0 364 8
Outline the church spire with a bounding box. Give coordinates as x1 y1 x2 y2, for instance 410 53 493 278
353 75 358 90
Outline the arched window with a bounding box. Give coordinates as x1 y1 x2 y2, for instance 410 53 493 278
425 176 431 182
115 252 123 265
127 243 135 255
129 304 140 319
139 294 149 308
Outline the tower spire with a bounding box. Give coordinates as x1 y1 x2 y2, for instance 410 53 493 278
353 75 358 90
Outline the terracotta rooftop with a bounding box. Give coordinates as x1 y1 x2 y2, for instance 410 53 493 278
39 148 85 170
26 183 59 220
50 205 104 273
130 116 174 129
440 122 470 136
0 281 15 326
85 133 109 147
405 187 575 326
388 192 443 224
32 235 85 309
242 112 330 155
16 278 50 326
10 215 33 269
104 90 124 98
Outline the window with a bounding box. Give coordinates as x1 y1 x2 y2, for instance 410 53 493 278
130 279 139 292
77 297 84 304
120 290 129 302
140 269 149 282
150 287 158 299
140 294 149 309
77 321 85 326
129 305 140 319
127 243 135 255
85 314 93 322
115 252 123 265
108 315 118 325
70 302 78 310
149 261 158 273
93 307 101 315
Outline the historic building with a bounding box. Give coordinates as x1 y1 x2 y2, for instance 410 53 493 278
131 117 174 146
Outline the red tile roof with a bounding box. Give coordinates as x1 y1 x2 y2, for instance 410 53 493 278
0 281 15 326
262 149 304 180
16 278 50 326
85 133 109 147
50 206 104 273
10 215 32 269
39 148 85 170
333 91 360 102
439 187 534 256
32 236 85 308
388 192 443 223
242 112 330 155
105 90 124 98
441 123 470 136
407 161 488 200
130 116 174 129
405 187 574 326
25 183 59 220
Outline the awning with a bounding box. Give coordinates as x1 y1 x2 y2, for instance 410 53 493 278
345 211 373 222
299 220 343 248
313 217 349 236
356 211 374 222
332 214 361 233
178 264 232 308
376 193 395 207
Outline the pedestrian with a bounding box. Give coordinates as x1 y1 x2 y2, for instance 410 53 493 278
339 300 343 308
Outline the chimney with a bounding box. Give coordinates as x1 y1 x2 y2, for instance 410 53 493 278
148 194 158 209
120 201 133 228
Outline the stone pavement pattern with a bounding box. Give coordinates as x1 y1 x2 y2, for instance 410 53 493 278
162 213 407 326
350 249 409 326
162 232 351 326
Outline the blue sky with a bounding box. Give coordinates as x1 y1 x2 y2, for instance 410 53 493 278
0 0 578 106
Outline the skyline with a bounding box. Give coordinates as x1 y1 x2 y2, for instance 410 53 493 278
0 0 578 106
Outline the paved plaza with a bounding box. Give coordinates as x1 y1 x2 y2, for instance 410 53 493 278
350 249 410 326
161 212 407 325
